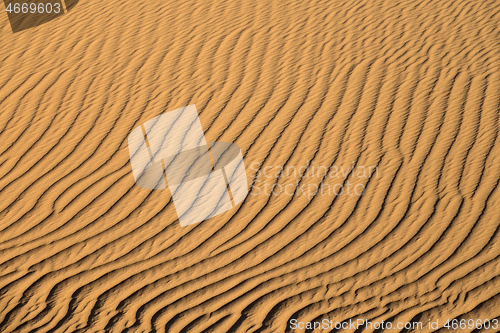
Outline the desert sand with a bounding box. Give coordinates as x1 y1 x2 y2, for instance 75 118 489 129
1 0 500 332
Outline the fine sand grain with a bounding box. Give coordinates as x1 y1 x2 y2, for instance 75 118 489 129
1 0 500 332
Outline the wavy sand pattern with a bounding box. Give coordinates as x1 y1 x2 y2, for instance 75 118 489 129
1 0 500 331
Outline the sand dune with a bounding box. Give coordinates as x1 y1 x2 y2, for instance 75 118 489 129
1 0 500 331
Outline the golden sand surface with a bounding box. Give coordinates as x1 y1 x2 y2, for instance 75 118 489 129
1 0 500 331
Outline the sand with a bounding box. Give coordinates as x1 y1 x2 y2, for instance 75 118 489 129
1 0 500 331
